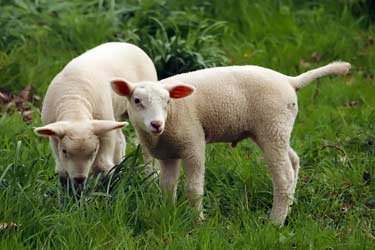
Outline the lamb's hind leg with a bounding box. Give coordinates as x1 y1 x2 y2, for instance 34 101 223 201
261 142 295 225
255 110 297 226
288 147 300 206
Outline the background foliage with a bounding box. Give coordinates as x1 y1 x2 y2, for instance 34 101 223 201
0 0 374 249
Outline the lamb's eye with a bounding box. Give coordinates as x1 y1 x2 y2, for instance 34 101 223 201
62 149 67 156
167 100 170 104
134 98 141 104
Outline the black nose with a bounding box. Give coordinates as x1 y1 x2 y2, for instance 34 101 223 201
73 176 86 185
150 120 162 129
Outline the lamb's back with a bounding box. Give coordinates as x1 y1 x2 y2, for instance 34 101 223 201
42 43 157 123
161 66 296 143
64 42 156 81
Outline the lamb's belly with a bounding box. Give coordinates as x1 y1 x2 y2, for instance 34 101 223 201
205 127 252 144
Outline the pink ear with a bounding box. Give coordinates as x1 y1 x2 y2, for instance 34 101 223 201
168 84 195 99
35 128 57 136
111 79 133 96
34 122 67 138
91 120 129 135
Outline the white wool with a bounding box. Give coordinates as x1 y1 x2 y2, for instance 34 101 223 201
112 61 350 225
36 42 157 183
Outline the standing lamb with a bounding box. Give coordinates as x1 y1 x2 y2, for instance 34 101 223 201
35 42 157 188
111 61 351 225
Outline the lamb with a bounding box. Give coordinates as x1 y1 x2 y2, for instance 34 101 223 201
34 42 157 188
110 61 351 225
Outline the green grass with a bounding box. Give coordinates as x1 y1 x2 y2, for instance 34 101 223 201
1 0 375 249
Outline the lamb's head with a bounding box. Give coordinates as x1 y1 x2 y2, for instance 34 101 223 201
34 120 127 187
111 79 194 135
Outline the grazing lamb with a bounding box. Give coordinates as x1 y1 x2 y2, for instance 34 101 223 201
35 42 157 188
111 61 351 225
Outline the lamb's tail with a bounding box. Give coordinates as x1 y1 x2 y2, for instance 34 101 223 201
289 61 351 91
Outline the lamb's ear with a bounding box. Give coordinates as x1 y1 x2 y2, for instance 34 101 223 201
91 120 128 135
111 79 135 97
34 122 67 138
164 83 195 99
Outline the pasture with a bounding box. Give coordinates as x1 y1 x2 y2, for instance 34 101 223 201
0 0 374 249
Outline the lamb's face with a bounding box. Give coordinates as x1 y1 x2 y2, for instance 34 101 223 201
56 130 99 182
35 120 127 188
129 84 170 135
111 79 195 136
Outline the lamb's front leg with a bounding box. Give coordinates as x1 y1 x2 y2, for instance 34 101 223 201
142 146 159 178
49 137 61 175
182 143 206 220
94 131 116 173
113 129 126 165
159 159 180 205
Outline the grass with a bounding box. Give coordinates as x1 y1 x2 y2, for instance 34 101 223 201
0 0 227 93
1 0 375 249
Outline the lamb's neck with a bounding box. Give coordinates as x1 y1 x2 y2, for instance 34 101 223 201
136 127 160 151
56 94 93 121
